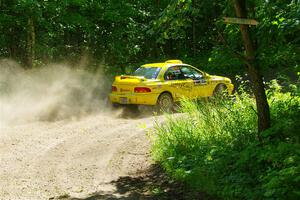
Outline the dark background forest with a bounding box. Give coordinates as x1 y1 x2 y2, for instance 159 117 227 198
1 0 299 80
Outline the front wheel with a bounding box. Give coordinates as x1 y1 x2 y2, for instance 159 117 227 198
213 84 228 97
157 93 174 113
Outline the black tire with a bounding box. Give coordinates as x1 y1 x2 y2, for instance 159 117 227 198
157 93 174 113
213 84 228 97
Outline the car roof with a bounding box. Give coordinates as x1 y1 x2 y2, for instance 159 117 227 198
142 60 190 69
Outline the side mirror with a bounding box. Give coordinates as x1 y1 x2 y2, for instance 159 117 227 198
204 73 210 78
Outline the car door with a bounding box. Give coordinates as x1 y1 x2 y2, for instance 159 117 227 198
180 66 209 98
164 66 194 100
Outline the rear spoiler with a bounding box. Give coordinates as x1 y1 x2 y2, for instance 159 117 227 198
115 75 146 81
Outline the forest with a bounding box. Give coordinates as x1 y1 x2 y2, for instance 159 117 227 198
1 0 298 76
1 0 300 199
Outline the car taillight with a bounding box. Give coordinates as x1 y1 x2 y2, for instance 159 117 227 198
134 87 151 93
112 86 117 92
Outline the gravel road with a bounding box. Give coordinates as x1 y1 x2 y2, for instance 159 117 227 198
0 112 160 200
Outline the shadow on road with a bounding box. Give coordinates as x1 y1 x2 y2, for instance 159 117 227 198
116 106 157 119
68 165 214 200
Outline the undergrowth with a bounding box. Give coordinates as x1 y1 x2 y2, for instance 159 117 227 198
150 80 300 199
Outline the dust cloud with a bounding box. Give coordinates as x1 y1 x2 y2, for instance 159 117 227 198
0 59 111 127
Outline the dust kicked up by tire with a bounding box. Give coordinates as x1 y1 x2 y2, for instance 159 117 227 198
0 59 163 199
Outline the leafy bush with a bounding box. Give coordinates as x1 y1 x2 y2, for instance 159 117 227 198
151 81 300 199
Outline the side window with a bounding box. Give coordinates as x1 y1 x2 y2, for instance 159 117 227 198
165 66 184 80
181 67 195 79
181 66 204 80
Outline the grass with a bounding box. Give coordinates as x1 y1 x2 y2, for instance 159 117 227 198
150 81 300 199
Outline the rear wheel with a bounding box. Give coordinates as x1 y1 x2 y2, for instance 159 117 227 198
157 93 174 113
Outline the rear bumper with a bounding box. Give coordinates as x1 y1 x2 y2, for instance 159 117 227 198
109 92 159 105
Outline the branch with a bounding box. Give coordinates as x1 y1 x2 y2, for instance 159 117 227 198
216 29 251 68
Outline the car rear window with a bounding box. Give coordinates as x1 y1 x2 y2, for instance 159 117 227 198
133 67 161 79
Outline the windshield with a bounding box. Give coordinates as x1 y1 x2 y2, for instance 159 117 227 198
133 67 161 79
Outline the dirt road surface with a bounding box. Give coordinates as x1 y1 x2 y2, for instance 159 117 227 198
0 112 162 200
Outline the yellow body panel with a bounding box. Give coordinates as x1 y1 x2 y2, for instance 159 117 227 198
109 60 234 106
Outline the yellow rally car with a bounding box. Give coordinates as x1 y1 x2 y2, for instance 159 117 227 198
109 60 234 111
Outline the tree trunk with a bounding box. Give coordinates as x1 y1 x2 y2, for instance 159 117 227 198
232 0 270 136
192 0 196 56
155 0 161 58
26 16 35 68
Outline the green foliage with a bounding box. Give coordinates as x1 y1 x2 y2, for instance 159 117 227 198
255 0 300 73
0 0 159 70
206 47 244 77
1 0 298 80
151 81 300 199
149 0 193 43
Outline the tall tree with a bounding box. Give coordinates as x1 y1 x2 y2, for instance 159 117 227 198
232 0 270 134
192 0 196 56
26 16 35 68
